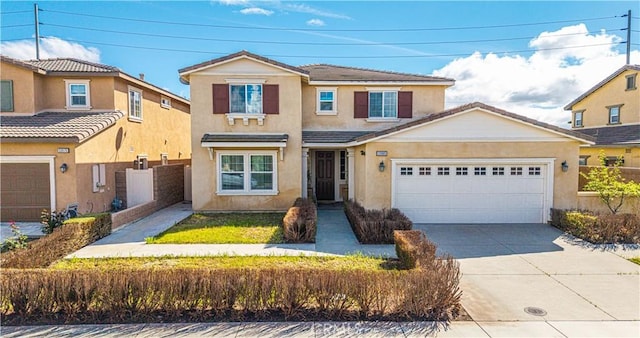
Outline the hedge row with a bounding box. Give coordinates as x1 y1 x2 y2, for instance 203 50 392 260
1 265 462 325
550 209 640 244
394 230 438 269
283 198 317 243
0 214 111 268
344 200 412 244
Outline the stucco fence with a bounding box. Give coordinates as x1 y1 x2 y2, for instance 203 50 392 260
578 166 640 191
111 164 187 229
576 166 640 216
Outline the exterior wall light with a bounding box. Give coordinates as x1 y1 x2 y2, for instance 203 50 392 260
378 160 385 172
561 161 569 172
60 163 68 173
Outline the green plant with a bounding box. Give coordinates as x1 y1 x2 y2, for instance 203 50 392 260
40 209 66 234
0 222 29 253
581 152 640 214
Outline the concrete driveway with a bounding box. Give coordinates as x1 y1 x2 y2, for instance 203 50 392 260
414 223 640 322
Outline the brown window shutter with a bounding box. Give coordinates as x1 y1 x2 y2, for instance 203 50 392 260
398 91 413 118
212 84 229 114
354 91 368 118
263 84 279 114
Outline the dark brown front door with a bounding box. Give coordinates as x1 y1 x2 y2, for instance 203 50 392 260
315 151 335 200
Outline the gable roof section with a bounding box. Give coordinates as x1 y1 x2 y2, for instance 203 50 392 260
564 64 640 110
0 111 125 143
355 102 594 144
575 124 640 146
300 64 454 85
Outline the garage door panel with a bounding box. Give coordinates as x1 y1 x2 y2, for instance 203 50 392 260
0 163 51 222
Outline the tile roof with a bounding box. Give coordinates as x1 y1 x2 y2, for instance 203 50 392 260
564 64 640 110
0 111 124 143
0 55 46 73
179 50 309 77
302 130 373 144
300 64 454 83
201 133 289 143
23 58 119 73
575 124 640 146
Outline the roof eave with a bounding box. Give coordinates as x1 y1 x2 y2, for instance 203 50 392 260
308 80 455 86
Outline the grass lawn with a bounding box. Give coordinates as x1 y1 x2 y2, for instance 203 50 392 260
146 212 286 244
53 255 400 271
630 257 640 265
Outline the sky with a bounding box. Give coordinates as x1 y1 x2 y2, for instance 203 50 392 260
1 1 638 127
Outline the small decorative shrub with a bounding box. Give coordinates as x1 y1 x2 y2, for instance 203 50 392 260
283 198 317 243
394 230 437 269
40 209 66 234
550 208 640 244
344 200 412 244
0 222 29 253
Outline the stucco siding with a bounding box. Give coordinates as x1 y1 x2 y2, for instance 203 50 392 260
1 63 36 114
579 146 640 168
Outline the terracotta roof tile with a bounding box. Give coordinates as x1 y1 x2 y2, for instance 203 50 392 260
179 50 308 76
23 58 119 73
0 111 124 143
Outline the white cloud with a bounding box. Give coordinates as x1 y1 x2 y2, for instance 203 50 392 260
239 7 274 16
282 3 351 20
433 24 638 127
218 0 249 5
306 19 325 27
0 36 101 62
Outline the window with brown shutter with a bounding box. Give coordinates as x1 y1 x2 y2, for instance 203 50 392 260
212 84 229 114
354 91 368 118
398 91 413 118
263 84 279 114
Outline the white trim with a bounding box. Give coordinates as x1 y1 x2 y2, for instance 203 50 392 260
365 86 402 91
64 79 91 110
347 148 355 200
390 157 555 223
225 113 266 126
179 55 310 78
216 150 279 195
366 118 400 123
315 87 337 115
202 141 287 148
128 85 144 121
0 155 56 211
160 96 171 109
309 81 453 86
225 78 267 84
303 143 350 148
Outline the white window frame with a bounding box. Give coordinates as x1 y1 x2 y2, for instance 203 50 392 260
64 79 91 110
368 90 398 119
160 96 171 109
128 86 143 121
626 74 637 90
316 87 337 115
161 153 169 165
135 154 148 170
216 150 278 196
573 111 583 128
608 105 621 125
229 84 263 114
92 163 106 193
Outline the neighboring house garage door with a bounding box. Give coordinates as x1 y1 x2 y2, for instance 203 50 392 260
393 160 552 223
0 163 51 222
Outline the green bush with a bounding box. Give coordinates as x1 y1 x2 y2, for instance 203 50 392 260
550 209 640 244
283 198 317 243
0 222 29 253
344 200 412 244
40 209 66 234
393 230 437 269
0 214 111 268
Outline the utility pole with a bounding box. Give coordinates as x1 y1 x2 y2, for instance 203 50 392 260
34 3 40 60
624 9 631 65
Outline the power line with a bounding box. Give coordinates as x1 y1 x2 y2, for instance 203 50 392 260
40 22 624 47
1 24 32 28
0 10 31 15
40 8 620 32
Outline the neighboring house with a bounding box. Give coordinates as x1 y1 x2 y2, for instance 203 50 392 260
0 56 191 222
179 50 592 224
565 64 640 167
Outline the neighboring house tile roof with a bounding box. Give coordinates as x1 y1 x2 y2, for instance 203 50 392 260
302 130 373 144
575 124 640 146
300 64 454 83
0 55 46 73
564 64 640 110
201 133 289 143
23 58 119 73
0 111 125 143
179 50 309 77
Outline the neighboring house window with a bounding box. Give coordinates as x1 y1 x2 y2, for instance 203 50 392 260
160 96 171 109
316 88 337 114
339 151 346 180
578 156 590 166
218 152 277 194
161 153 169 165
135 155 148 170
64 79 91 109
230 84 262 114
608 105 620 124
573 111 583 127
604 156 624 167
92 164 106 193
626 74 637 90
354 90 413 119
129 86 143 120
0 80 14 112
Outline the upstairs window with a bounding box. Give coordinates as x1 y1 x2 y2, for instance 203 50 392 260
230 84 262 114
0 80 13 112
354 90 413 120
317 88 337 114
369 91 397 118
626 74 637 90
573 111 583 127
608 106 620 124
65 79 91 109
160 96 171 109
128 86 143 121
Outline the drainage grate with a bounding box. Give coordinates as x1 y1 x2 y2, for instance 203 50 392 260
524 307 547 316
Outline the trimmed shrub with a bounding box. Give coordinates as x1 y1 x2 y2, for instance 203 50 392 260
550 209 640 244
394 230 437 269
0 265 461 324
283 198 317 243
0 214 111 268
344 200 412 244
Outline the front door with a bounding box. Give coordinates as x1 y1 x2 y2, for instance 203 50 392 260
315 151 335 200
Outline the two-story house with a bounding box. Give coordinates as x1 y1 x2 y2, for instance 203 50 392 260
179 51 592 224
565 64 640 167
0 56 191 222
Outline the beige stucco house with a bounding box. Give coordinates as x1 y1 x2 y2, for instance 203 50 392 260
0 56 191 221
565 64 640 167
180 51 592 224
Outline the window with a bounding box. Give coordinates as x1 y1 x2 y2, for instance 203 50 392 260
419 167 431 176
369 91 397 118
64 80 91 109
400 167 413 176
161 153 169 165
218 152 277 194
510 167 523 176
129 87 143 120
0 80 13 112
474 167 487 176
92 164 106 193
135 155 148 170
626 74 637 90
317 88 336 114
456 167 468 176
437 167 450 176
579 156 589 166
573 111 583 127
160 96 171 109
230 84 262 114
492 167 505 176
604 156 624 167
339 151 346 180
528 167 541 176
608 106 620 124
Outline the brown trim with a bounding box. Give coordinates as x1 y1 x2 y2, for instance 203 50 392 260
397 91 413 118
263 84 279 114
212 84 229 114
354 91 368 118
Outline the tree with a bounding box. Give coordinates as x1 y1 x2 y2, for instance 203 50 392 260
581 153 640 214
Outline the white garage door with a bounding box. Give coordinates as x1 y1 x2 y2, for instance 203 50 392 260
393 160 551 223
